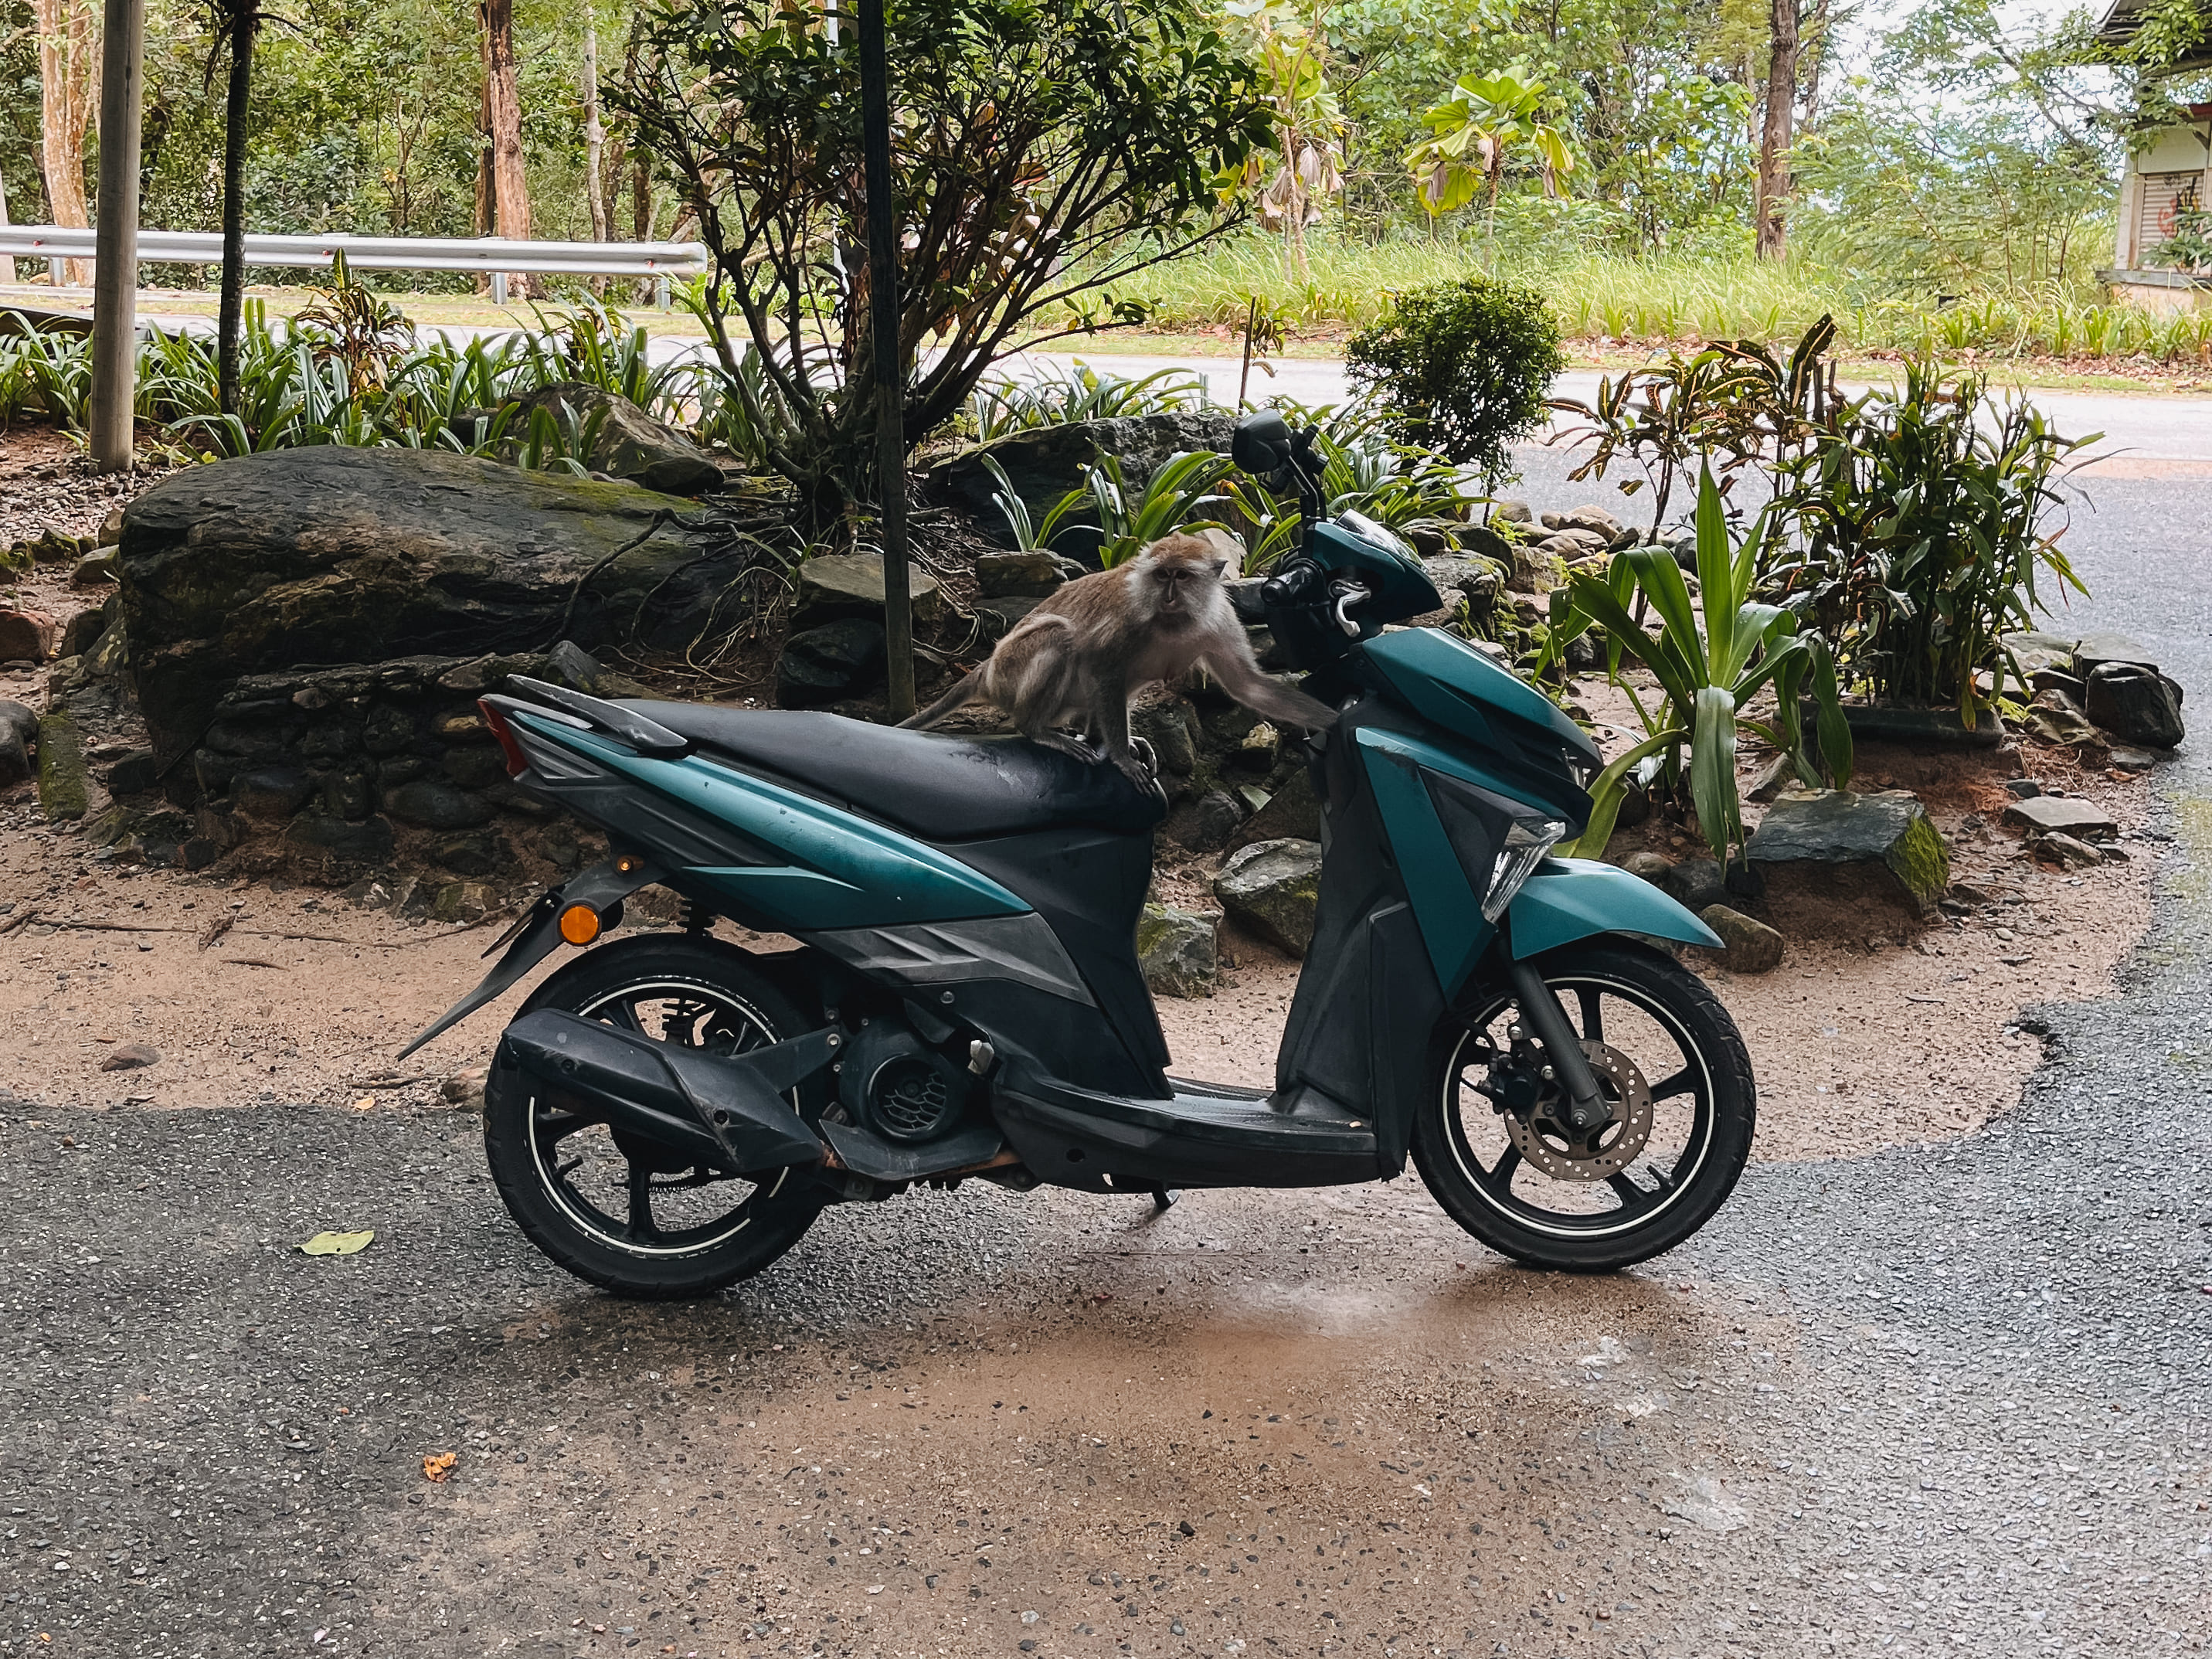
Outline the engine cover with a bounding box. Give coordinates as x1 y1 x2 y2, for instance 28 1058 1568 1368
838 1020 971 1144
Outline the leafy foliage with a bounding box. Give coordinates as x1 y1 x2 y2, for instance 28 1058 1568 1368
1344 276 1565 481
610 0 1272 514
1555 468 1853 865
1405 64 1575 265
1762 362 2092 723
1000 448 1238 567
967 362 1210 442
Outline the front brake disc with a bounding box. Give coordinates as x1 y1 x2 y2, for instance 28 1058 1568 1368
1502 1039 1654 1182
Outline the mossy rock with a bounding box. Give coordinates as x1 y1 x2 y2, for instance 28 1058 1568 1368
1746 788 1950 913
35 711 88 822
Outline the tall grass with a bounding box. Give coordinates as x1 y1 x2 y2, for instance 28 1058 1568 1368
1107 233 2212 365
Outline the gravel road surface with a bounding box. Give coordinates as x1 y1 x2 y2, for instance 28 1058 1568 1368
2 454 2209 1659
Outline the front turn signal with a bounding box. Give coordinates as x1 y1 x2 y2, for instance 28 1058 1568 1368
559 903 603 947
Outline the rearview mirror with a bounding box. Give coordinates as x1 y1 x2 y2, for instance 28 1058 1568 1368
1231 410 1293 476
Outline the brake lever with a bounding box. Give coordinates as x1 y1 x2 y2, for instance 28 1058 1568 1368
1331 581 1371 637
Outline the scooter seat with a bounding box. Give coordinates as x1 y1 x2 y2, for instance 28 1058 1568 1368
617 704 1167 841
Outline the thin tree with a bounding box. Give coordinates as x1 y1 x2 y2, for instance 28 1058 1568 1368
478 0 531 297
32 0 100 286
582 5 609 244
206 0 260 415
1756 0 1799 260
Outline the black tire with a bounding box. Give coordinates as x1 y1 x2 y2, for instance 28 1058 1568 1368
1412 938 1755 1272
482 934 828 1299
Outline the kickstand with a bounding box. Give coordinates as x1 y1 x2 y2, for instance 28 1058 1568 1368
1150 1185 1181 1212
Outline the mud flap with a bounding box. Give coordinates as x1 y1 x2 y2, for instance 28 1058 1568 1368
396 855 666 1058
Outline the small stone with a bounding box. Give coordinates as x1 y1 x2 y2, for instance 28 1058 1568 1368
2002 778 2041 798
1212 838 1322 957
1698 905 1784 974
1745 752 1796 804
1136 904 1218 998
973 549 1080 598
2001 794 2116 842
542 638 604 693
0 607 58 664
793 552 943 624
1489 498 1533 524
2108 746 2158 773
1946 880 1995 907
778 620 888 706
231 767 315 822
1170 789 1243 854
2071 631 2159 677
100 1042 159 1072
97 506 124 547
1619 850 1673 883
1556 503 1626 542
2032 831 2104 871
382 778 493 831
70 550 119 587
1655 857 1728 914
441 1066 488 1110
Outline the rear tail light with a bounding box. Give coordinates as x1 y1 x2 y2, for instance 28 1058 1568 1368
479 699 528 777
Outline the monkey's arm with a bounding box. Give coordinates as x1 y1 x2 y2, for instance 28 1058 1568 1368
1204 648 1339 733
1088 668 1154 788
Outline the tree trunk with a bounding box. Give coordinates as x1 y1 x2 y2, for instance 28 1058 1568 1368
1797 0 1832 141
1756 0 1798 262
216 1 256 417
0 156 16 284
581 8 608 244
478 0 531 298
33 0 100 286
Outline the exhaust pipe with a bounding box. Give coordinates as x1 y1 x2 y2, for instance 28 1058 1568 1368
501 1010 834 1174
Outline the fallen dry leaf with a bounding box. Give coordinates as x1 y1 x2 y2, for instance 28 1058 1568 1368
197 915 235 950
352 1095 375 1112
300 1230 374 1256
99 1043 160 1073
422 1451 457 1483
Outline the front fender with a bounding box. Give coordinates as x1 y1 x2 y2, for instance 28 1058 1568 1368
1504 857 1722 960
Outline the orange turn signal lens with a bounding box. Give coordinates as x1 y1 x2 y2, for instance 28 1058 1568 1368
558 903 602 946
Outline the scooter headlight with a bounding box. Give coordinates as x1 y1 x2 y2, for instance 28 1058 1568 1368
1482 817 1569 923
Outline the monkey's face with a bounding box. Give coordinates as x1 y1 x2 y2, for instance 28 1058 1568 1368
1146 552 1228 617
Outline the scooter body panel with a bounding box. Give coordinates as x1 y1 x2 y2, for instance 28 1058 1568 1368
1505 858 1724 959
510 712 1029 930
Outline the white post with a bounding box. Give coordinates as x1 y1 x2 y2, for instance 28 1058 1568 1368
0 168 15 285
491 270 508 305
90 0 146 472
654 274 669 309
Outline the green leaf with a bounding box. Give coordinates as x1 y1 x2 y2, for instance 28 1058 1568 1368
301 1230 374 1256
1688 685 1741 865
1561 726 1685 860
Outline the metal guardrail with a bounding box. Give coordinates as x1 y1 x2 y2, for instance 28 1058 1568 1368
0 226 710 305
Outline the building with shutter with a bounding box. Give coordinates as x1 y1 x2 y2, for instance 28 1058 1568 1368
2097 2 2212 308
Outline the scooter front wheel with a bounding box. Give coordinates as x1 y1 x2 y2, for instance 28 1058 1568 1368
1412 938 1755 1272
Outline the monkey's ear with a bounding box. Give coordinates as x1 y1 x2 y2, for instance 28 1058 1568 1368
1208 559 1228 578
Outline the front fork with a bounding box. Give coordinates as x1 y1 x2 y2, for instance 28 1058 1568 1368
1505 959 1610 1134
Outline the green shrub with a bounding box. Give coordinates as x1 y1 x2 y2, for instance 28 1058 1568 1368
1344 276 1565 482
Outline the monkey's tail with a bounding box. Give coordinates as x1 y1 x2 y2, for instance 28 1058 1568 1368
900 670 984 730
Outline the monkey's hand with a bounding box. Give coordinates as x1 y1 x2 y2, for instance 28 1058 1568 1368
1109 748 1157 790
1127 736 1157 778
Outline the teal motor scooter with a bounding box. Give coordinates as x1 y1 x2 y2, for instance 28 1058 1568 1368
406 410 1749 1298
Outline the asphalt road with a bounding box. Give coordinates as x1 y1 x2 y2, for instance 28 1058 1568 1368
4 458 2211 1659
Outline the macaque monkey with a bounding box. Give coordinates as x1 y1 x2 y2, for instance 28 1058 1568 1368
903 532 1337 786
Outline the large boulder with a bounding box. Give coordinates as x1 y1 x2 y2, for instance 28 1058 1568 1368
118 448 705 769
2083 661 2184 749
1745 788 1950 913
1211 837 1322 957
504 380 725 495
928 410 1235 552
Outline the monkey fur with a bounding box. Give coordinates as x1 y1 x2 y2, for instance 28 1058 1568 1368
902 532 1337 786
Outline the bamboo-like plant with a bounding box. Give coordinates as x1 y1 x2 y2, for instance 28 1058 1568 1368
1555 467 1854 865
991 447 1236 566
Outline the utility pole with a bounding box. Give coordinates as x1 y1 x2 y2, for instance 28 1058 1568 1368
89 0 144 473
857 0 913 719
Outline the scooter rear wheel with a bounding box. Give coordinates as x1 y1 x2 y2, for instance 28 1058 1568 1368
1412 938 1755 1272
482 935 827 1299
